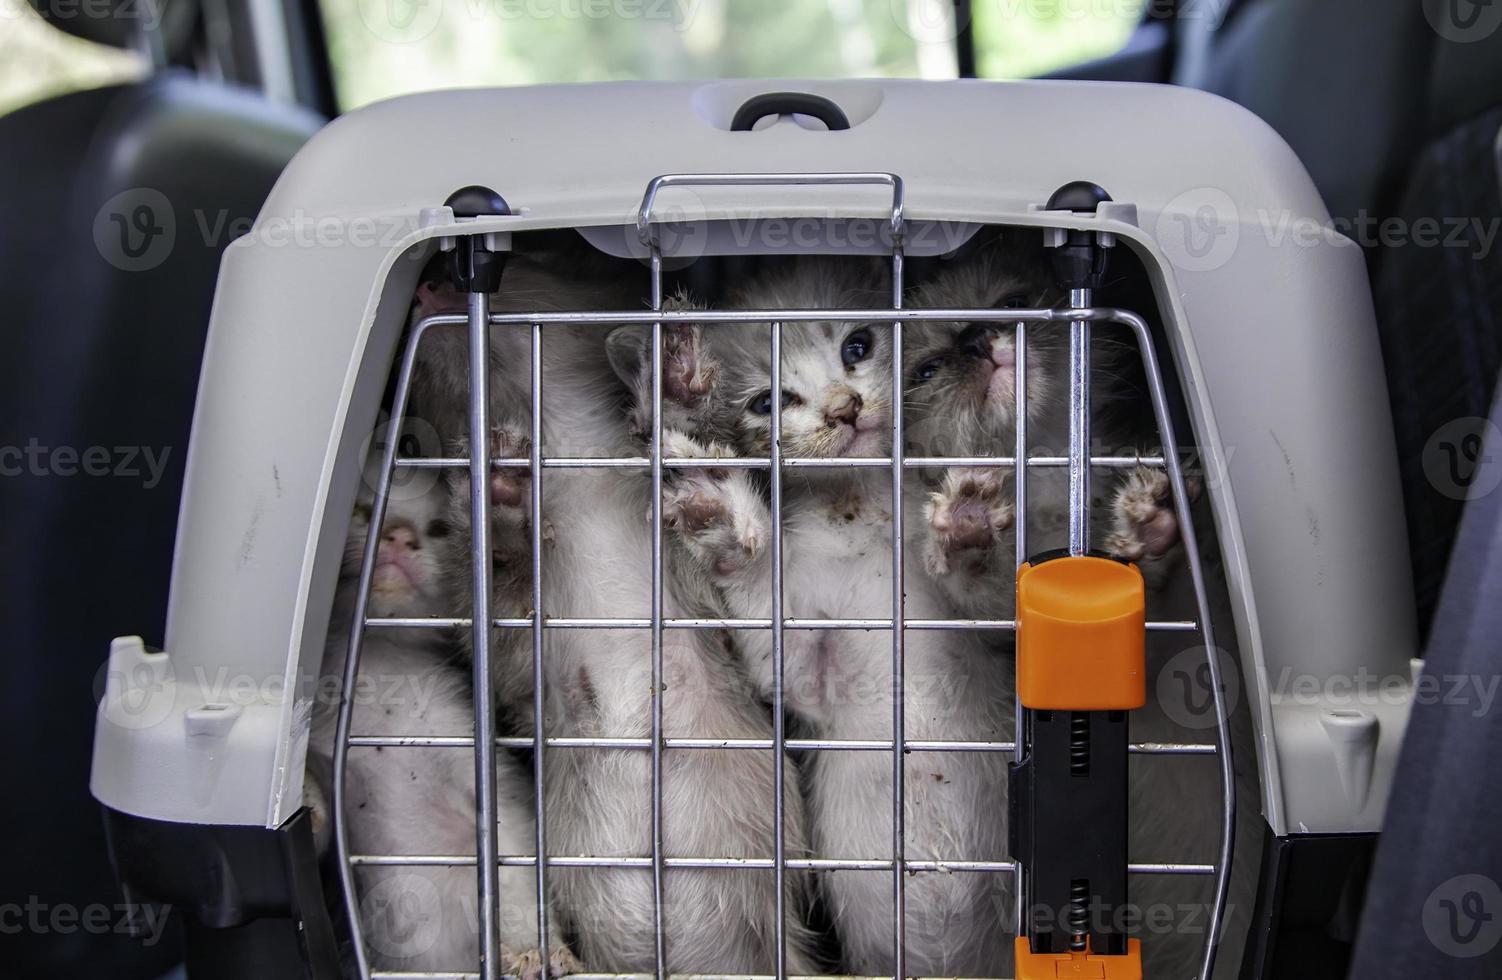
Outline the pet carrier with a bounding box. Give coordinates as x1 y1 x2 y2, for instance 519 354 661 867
90 79 1417 979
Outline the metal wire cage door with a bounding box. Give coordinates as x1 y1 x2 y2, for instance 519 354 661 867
329 174 1235 980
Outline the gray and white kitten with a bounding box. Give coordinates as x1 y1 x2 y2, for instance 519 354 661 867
307 465 576 978
900 239 1186 610
904 241 1261 979
611 258 1018 977
422 311 822 976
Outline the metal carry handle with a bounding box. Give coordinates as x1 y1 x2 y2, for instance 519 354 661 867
635 171 905 247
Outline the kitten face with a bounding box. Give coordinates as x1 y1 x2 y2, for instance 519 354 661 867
606 258 895 460
722 257 894 459
902 248 1063 457
344 478 451 618
723 319 893 459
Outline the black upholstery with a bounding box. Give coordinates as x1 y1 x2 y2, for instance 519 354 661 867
0 73 319 978
1350 369 1502 977
1371 104 1502 632
1188 0 1502 639
1195 0 1432 225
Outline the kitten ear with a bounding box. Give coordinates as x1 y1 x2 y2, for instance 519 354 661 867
605 325 649 386
414 280 467 318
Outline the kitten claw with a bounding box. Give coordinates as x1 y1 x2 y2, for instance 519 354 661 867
1105 463 1199 562
923 467 1014 577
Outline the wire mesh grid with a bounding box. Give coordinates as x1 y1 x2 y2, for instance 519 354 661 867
330 174 1235 980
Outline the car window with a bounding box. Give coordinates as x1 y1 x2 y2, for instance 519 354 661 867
319 0 970 110
974 0 1150 78
0 4 146 117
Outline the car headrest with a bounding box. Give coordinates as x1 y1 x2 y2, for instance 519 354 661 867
1427 23 1502 138
28 0 196 55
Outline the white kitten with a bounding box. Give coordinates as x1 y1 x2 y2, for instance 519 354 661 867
308 468 575 978
620 259 1018 976
428 317 822 976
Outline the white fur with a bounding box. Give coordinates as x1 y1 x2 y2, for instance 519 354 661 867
698 466 1017 977
644 260 1019 975
909 248 1262 978
309 474 571 977
423 320 821 975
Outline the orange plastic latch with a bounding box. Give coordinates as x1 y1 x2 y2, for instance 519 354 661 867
1016 555 1146 711
1014 937 1143 979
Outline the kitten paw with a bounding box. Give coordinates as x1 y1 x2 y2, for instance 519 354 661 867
487 425 533 511
662 321 718 409
505 945 545 980
451 423 532 512
624 319 720 441
924 467 1014 577
1105 463 1199 562
448 421 534 566
548 945 583 977
661 431 767 577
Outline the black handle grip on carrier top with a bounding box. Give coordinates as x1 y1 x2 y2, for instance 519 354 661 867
1046 180 1112 291
444 185 512 293
730 92 851 131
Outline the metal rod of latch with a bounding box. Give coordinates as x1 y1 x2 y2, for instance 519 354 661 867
1011 182 1145 980
446 185 513 980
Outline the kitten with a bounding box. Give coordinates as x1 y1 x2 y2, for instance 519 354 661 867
904 239 1187 614
408 238 646 447
429 318 822 976
904 240 1259 979
614 258 1018 977
307 464 576 977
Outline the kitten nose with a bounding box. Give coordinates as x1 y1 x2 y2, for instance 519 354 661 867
382 521 419 551
957 324 1015 368
956 324 989 359
824 388 863 426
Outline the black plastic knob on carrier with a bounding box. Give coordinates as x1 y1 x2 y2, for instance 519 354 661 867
1046 180 1113 291
444 185 512 294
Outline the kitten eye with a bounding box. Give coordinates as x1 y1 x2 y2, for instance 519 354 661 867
747 389 796 415
426 519 451 539
1000 293 1029 310
841 328 873 366
913 357 945 383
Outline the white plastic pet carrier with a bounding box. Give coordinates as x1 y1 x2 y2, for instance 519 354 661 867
91 79 1417 980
